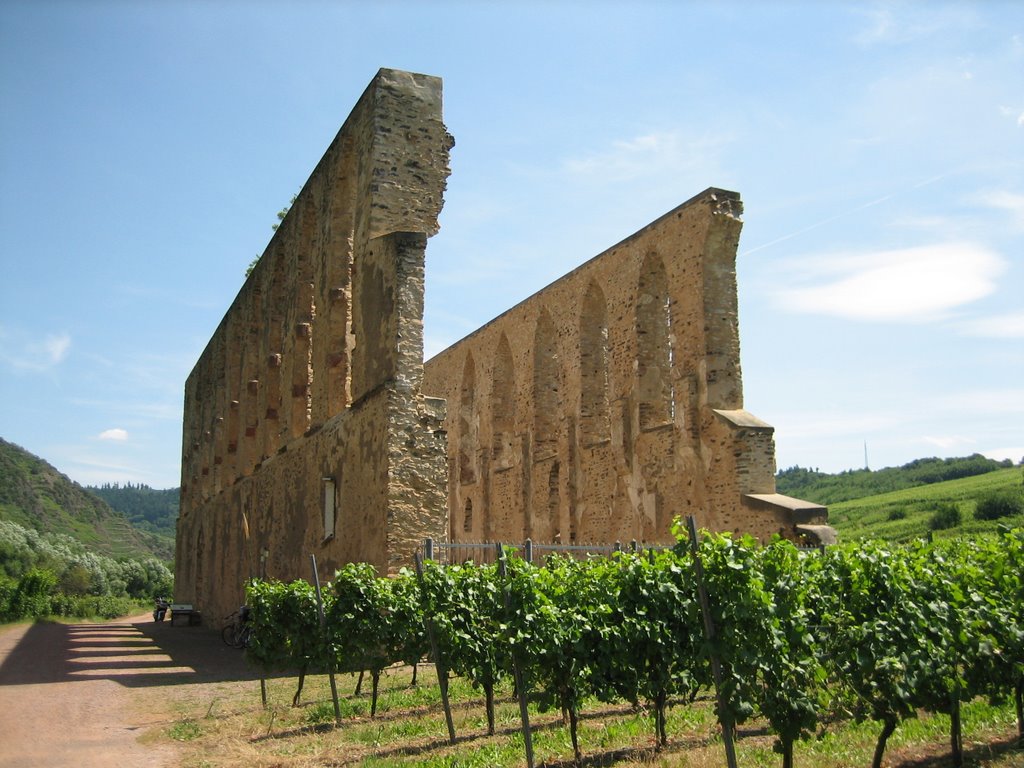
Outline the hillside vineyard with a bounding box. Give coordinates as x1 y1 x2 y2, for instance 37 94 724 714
175 69 831 620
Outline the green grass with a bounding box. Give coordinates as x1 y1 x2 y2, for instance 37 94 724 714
828 467 1024 542
168 718 203 741
164 666 1022 768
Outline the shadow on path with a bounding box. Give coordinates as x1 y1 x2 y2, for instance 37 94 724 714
0 615 263 689
892 735 1022 768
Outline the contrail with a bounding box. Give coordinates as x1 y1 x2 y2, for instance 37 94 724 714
740 172 950 257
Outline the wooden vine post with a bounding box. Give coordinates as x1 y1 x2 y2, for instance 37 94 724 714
309 554 342 727
686 516 739 768
498 543 535 768
414 551 457 744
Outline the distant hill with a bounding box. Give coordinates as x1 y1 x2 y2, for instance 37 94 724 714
0 437 173 561
825 467 1024 543
775 453 1016 505
86 483 178 539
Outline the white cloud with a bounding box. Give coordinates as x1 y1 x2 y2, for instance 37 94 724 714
983 447 1024 464
774 242 1005 322
70 397 181 423
767 410 897 440
562 130 732 184
921 435 976 451
64 454 154 486
852 3 977 46
955 311 1024 339
98 428 128 441
853 6 899 46
976 190 1024 230
771 388 1024 472
928 388 1024 416
0 329 72 371
44 333 71 364
999 105 1024 127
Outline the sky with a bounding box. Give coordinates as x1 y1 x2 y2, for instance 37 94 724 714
1 1 1021 490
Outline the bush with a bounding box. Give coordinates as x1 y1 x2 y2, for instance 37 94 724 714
48 593 139 619
974 490 1024 521
0 577 15 620
887 507 907 521
929 503 961 531
2 568 57 621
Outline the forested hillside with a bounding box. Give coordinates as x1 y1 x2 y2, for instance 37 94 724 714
87 483 178 539
0 438 171 561
0 438 175 622
776 453 1016 505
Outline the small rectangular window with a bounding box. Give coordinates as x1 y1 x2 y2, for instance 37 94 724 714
322 477 336 541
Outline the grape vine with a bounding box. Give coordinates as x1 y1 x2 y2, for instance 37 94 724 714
242 525 1024 768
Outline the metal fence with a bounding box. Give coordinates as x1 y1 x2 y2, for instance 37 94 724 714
421 537 670 566
422 536 825 566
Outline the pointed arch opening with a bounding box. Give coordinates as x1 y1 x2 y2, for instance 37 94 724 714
533 310 562 461
636 253 674 429
579 281 610 445
458 354 478 484
491 334 516 470
548 461 560 540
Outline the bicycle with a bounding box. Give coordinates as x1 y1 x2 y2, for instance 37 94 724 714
220 607 253 649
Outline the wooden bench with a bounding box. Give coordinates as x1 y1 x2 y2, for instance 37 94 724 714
169 603 202 626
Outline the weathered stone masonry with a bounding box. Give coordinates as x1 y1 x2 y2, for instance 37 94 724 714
176 70 453 620
176 68 828 619
421 189 829 548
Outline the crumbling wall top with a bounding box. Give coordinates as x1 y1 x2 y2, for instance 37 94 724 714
354 68 454 241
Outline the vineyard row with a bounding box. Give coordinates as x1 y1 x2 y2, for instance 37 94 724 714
243 525 1024 768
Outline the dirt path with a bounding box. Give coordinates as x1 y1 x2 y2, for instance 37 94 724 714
0 613 258 768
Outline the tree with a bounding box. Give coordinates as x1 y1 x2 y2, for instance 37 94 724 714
246 194 298 277
59 563 92 596
974 490 1024 521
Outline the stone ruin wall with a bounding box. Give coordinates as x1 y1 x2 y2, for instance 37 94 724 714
175 69 452 620
176 68 829 618
421 188 824 547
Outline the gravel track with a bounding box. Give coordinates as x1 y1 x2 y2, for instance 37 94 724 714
0 613 256 767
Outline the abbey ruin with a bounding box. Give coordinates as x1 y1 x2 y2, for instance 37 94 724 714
175 68 829 619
